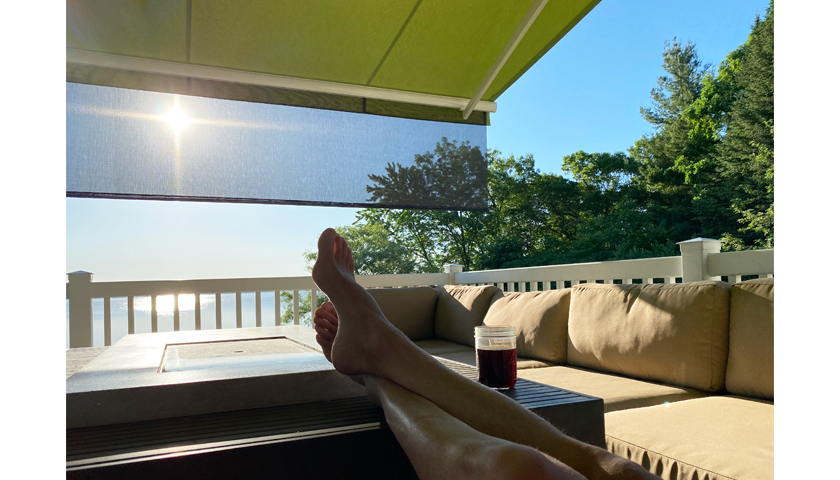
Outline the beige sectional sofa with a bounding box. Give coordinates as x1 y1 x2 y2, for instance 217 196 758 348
368 278 774 480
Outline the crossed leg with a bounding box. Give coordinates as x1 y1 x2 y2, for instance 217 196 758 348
315 303 582 479
311 228 656 480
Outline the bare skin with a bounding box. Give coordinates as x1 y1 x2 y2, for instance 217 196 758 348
311 228 656 480
362 374 586 480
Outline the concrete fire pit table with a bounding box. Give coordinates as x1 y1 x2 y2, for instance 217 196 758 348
66 326 604 478
66 325 366 429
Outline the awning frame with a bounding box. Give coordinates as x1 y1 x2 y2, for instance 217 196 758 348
67 48 497 114
462 0 549 119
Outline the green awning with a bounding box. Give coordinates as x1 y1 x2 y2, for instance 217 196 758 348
67 0 601 124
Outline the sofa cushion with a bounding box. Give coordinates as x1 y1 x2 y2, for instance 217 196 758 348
519 366 709 413
433 349 557 370
567 281 731 392
368 287 438 341
483 289 571 363
415 339 474 356
605 396 773 480
726 278 774 399
434 285 502 347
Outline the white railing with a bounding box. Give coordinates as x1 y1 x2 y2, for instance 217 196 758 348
66 238 773 348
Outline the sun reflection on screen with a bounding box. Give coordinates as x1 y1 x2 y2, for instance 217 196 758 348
162 103 191 134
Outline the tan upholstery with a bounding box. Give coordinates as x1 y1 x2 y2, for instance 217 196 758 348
434 285 502 347
416 339 554 369
605 396 773 480
483 289 571 363
567 282 731 392
368 287 438 341
434 349 557 370
726 278 774 399
519 366 710 412
415 339 474 356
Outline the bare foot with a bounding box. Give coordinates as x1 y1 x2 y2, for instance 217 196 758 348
313 301 338 362
311 228 356 295
311 228 407 377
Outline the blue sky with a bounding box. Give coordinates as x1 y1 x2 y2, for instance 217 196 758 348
66 0 772 282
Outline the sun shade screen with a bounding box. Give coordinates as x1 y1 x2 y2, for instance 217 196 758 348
66 82 488 210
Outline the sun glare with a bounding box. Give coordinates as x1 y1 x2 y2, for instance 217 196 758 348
163 104 191 134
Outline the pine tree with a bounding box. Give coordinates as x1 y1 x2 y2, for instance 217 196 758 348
630 39 711 242
679 2 774 249
716 2 774 249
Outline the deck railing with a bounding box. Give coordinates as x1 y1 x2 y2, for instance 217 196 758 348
66 238 773 348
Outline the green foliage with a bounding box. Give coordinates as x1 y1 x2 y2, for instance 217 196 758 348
562 151 637 193
677 2 774 250
303 223 418 275
634 39 710 192
569 198 677 262
479 152 583 269
274 290 328 328
713 4 774 250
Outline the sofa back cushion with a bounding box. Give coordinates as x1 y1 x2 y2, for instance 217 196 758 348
483 290 571 363
368 287 438 341
726 278 774 399
435 285 502 347
567 281 731 392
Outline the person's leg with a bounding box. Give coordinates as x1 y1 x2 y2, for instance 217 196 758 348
363 374 585 480
311 228 655 480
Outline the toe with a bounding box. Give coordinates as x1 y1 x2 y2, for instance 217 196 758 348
316 304 339 325
314 316 337 336
314 323 335 341
317 228 338 257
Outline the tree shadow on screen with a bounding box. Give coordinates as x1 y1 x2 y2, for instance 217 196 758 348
366 137 488 211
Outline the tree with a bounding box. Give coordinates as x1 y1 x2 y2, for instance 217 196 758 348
626 39 715 244
568 197 676 262
366 137 488 210
714 3 774 249
303 223 419 275
676 2 774 249
560 150 677 262
477 152 584 269
633 39 711 194
275 290 328 328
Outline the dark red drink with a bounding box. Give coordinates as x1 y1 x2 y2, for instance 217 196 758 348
477 347 517 389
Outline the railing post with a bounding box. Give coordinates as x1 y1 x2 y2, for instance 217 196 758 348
677 238 722 282
68 271 93 348
444 264 463 285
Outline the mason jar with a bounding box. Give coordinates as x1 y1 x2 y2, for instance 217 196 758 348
474 325 517 389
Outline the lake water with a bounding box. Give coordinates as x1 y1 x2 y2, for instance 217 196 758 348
66 292 315 349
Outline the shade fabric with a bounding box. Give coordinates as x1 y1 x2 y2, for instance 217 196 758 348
66 82 488 209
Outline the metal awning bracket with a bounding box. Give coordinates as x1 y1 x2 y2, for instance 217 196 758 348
462 0 549 119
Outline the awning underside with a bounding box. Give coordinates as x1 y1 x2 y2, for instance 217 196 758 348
67 0 601 121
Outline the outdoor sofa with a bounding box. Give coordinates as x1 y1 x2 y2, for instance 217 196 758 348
367 277 774 480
